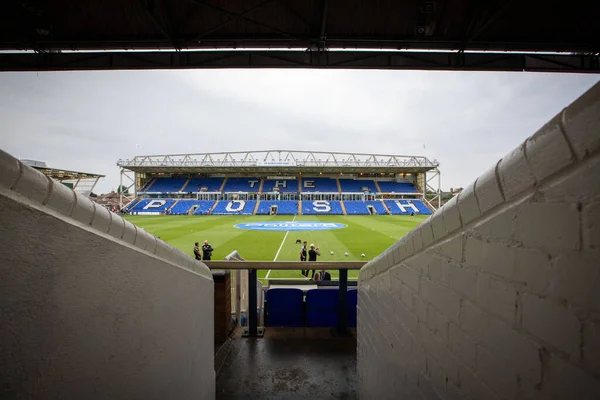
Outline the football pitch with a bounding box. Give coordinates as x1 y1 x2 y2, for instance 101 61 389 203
123 214 426 282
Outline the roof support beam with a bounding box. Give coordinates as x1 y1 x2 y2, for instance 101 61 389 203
189 0 311 47
1 50 598 73
189 0 277 41
460 0 516 52
319 0 329 51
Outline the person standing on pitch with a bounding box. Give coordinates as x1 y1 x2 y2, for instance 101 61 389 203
193 242 202 261
308 244 320 279
202 240 214 261
300 241 308 277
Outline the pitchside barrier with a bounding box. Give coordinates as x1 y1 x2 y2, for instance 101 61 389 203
204 254 366 337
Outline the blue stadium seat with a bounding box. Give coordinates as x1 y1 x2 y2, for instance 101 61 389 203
377 181 418 193
193 201 217 215
338 179 377 193
129 198 176 213
364 201 389 215
300 177 339 193
169 200 215 215
306 289 339 327
347 289 358 328
384 199 432 215
123 199 139 212
343 201 370 215
185 178 224 193
302 200 344 215
222 177 262 192
211 200 256 215
139 180 155 192
262 179 298 193
265 288 304 327
255 201 298 215
145 178 188 193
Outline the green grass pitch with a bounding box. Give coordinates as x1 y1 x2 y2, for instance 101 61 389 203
123 214 426 282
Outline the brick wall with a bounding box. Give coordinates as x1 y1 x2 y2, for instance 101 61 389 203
0 150 215 400
358 82 600 399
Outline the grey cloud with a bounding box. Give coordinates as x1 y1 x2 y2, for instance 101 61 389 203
0 69 597 194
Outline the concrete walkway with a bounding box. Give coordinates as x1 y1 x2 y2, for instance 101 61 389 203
216 328 357 399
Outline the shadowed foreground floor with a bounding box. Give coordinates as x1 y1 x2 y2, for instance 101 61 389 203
216 328 357 399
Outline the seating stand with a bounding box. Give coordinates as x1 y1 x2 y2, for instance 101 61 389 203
244 268 351 338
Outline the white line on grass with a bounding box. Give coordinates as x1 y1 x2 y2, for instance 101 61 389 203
266 215 296 279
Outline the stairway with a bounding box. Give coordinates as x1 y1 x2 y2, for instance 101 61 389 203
421 197 437 213
179 178 191 192
374 180 382 193
253 200 261 215
298 201 302 215
336 178 342 193
381 201 391 215
208 201 219 215
340 200 348 215
140 177 156 192
219 178 228 192
258 179 265 193
166 199 179 214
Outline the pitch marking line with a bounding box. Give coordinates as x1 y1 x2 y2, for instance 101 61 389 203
266 215 296 279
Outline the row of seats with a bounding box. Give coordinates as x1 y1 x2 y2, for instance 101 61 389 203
385 199 431 214
169 200 215 215
141 177 418 193
344 200 388 215
265 288 357 328
256 201 298 215
129 198 177 213
127 199 433 215
122 199 139 212
211 200 257 215
302 200 345 215
378 181 419 193
145 178 188 193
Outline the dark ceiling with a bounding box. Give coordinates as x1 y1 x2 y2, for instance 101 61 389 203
1 0 599 72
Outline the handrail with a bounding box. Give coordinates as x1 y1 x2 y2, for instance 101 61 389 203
207 255 364 337
203 261 366 270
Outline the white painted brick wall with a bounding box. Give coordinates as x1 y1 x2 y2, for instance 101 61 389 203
441 195 462 234
582 202 600 249
525 114 575 182
457 182 480 225
476 274 517 322
465 237 516 279
515 203 580 252
358 82 600 399
0 149 215 399
498 142 536 200
45 177 76 216
521 294 581 360
475 163 505 214
513 247 551 295
0 151 210 278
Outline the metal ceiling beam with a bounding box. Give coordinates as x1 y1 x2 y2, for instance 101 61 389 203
2 37 598 53
189 0 312 47
1 50 598 73
459 0 517 52
318 0 328 51
189 0 277 41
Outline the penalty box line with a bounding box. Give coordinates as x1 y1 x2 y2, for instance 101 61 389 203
266 215 296 279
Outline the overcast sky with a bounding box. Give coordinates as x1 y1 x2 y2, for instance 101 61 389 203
0 69 597 194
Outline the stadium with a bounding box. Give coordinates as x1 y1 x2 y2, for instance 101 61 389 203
3 1 599 398
117 150 440 279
